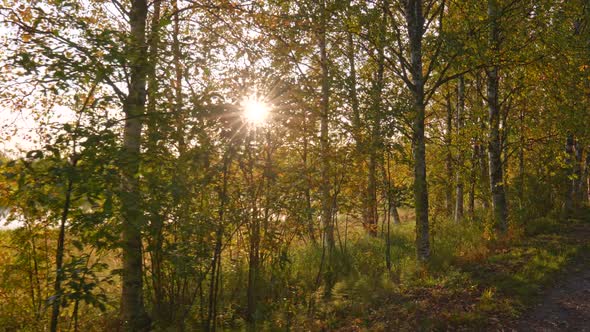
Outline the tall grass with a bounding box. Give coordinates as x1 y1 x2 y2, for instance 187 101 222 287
224 217 492 330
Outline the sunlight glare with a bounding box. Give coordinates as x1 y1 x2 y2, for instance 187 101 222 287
242 96 270 125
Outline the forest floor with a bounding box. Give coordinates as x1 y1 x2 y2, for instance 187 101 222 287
512 223 590 331
336 213 590 331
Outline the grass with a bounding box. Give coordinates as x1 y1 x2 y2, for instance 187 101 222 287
294 211 590 331
455 217 589 328
1 208 588 331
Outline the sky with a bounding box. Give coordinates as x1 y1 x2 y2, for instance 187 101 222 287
1 104 77 157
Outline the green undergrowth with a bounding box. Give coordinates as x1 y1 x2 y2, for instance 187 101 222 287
238 219 490 331
447 219 588 330
2 210 587 331
278 212 590 331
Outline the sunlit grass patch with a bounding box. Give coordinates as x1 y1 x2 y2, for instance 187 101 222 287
457 219 589 330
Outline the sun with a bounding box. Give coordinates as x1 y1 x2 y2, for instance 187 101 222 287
241 95 270 125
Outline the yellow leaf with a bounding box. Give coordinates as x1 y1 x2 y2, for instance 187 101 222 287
21 7 32 23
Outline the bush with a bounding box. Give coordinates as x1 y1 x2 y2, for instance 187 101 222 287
431 219 488 268
525 216 562 236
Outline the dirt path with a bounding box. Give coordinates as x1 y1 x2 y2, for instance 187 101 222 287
514 233 590 331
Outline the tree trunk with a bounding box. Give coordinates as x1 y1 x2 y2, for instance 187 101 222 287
207 153 230 332
584 153 590 203
479 138 491 210
120 0 150 330
245 133 260 325
574 144 584 205
454 76 465 222
145 0 163 322
50 160 76 332
319 0 335 292
468 143 477 217
563 134 575 216
346 30 361 147
366 6 386 235
406 0 430 261
246 214 260 325
384 150 401 228
475 78 491 211
302 117 316 244
346 19 367 234
146 0 161 140
445 92 453 216
518 107 525 208
487 0 508 234
367 153 378 234
172 0 185 154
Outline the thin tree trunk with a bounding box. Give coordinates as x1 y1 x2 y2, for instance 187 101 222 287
319 0 335 292
246 132 260 326
50 159 76 332
385 151 402 225
384 149 395 269
480 136 491 210
583 154 590 203
319 0 333 249
171 9 190 319
487 0 508 233
367 152 378 234
345 10 365 234
564 134 575 216
302 115 316 244
212 246 222 331
445 92 454 215
346 29 361 147
518 107 525 209
120 0 150 330
406 0 430 261
468 143 477 217
367 6 386 235
455 76 465 222
146 0 163 322
207 153 230 331
476 77 491 211
246 204 260 326
170 5 190 323
172 0 185 154
575 144 584 205
146 0 161 139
